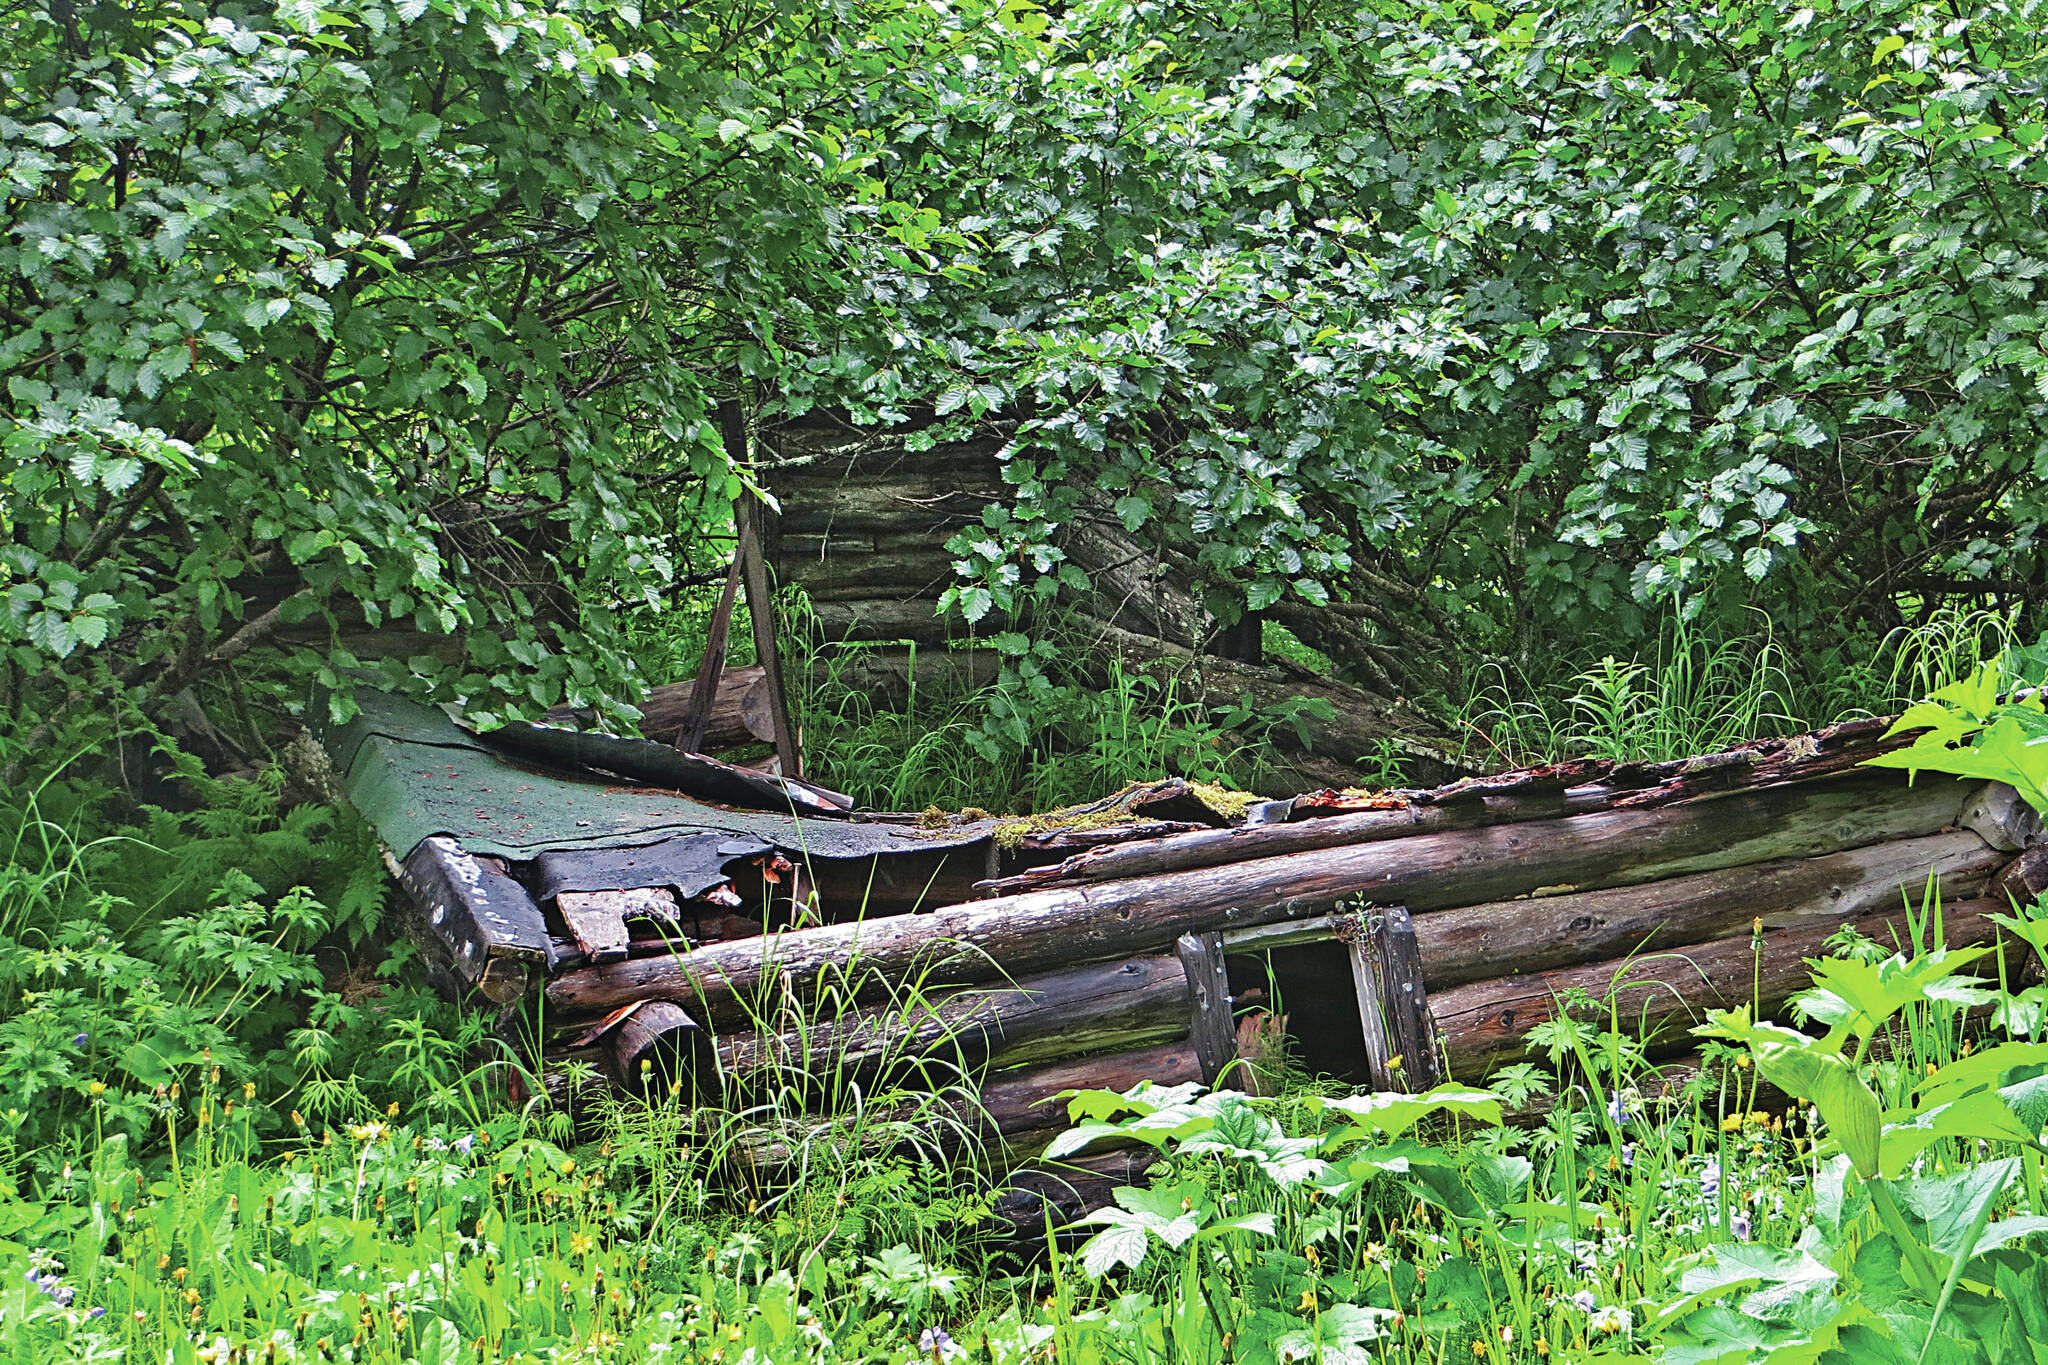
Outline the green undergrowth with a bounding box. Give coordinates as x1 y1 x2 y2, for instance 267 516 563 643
10 884 2048 1363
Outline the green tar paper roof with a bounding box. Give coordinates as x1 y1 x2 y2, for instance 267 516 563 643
319 687 993 863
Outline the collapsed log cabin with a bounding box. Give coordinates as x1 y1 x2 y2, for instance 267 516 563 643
751 410 1471 791
320 688 2047 1220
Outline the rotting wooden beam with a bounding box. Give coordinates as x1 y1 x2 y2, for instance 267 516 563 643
675 560 742 753
1430 896 2022 1078
978 721 1924 894
728 400 803 782
1215 831 2004 987
708 954 1192 1084
544 774 1977 1029
1176 932 1236 1086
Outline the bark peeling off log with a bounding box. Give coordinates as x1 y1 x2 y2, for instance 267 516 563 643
543 774 1976 1028
1431 896 2020 1078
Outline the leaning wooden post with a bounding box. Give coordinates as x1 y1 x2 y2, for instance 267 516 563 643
675 559 741 753
1175 931 1236 1086
723 400 803 781
1347 905 1441 1092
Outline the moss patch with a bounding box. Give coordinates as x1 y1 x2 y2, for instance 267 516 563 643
991 806 1142 851
1188 781 1258 821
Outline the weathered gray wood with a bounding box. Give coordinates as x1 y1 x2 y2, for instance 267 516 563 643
982 1041 1204 1159
781 549 962 596
545 774 1976 1028
676 561 742 753
1219 915 1341 953
1962 782 2046 852
1430 896 2020 1077
711 954 1191 1082
772 477 1007 535
1226 832 2001 986
1995 845 2048 907
1175 932 1236 1086
1347 931 1395 1092
1405 829 2004 991
987 720 1927 893
399 835 557 978
975 803 1519 893
555 889 643 964
733 479 803 781
1367 906 1440 1090
720 1039 1203 1174
545 664 771 753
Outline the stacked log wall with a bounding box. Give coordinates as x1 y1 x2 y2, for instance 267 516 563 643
400 715 2047 1177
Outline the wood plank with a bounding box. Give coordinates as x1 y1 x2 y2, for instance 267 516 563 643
1367 906 1441 1090
1347 930 1395 1092
555 892 629 964
728 403 803 782
1176 932 1236 1086
676 560 741 752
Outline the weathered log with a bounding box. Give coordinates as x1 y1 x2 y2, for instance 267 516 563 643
782 550 963 599
718 1039 1202 1176
1994 845 2048 907
1962 782 2046 852
545 773 1976 1028
1404 829 2006 992
995 720 1928 893
711 954 1192 1083
1430 896 2021 1077
981 1041 1204 1159
772 477 1008 536
545 665 772 753
976 798 1551 893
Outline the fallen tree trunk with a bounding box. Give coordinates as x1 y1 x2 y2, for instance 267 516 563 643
545 774 1976 1028
1431 896 2020 1077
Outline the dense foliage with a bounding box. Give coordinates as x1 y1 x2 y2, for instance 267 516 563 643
0 0 951 756
5 0 2046 765
886 0 2048 694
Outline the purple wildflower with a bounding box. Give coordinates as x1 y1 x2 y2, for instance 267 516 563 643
919 1327 963 1361
453 1133 476 1157
90 1305 105 1318
1572 1289 1598 1313
73 1033 89 1048
1620 1143 1635 1168
1607 1093 1636 1125
1731 1213 1752 1242
1700 1159 1721 1202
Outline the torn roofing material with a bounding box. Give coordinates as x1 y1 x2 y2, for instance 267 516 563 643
320 687 996 863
